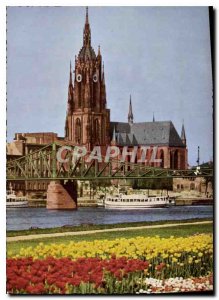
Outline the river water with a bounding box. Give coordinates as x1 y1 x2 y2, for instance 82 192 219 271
6 205 213 231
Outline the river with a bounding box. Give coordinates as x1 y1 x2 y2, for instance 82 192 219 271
6 205 213 231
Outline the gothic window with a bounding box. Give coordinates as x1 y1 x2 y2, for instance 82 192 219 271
94 118 100 143
159 149 164 168
174 150 178 169
170 150 178 169
75 118 82 144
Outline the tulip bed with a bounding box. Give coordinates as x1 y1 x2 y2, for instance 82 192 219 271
7 234 213 294
7 257 150 294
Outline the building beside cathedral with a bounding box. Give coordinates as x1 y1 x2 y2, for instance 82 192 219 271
7 7 188 196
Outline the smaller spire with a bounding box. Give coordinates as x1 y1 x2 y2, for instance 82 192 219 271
98 45 101 56
181 120 186 145
153 112 155 122
128 95 133 124
69 60 72 85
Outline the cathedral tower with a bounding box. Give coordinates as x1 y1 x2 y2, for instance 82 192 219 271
65 7 110 150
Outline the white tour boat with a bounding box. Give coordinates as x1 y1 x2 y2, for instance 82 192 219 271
104 193 175 209
6 185 28 208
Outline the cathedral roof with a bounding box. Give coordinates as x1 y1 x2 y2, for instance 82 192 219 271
110 121 185 147
78 46 96 60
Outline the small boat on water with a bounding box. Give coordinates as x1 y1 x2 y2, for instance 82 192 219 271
6 185 28 208
103 193 175 210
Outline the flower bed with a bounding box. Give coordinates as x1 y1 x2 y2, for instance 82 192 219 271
7 234 213 294
7 257 213 294
10 234 213 278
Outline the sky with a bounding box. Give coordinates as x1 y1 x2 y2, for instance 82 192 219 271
7 6 213 166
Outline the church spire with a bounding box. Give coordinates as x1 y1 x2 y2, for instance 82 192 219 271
83 6 91 47
128 95 133 124
181 120 186 145
85 6 89 24
67 61 74 114
69 60 72 85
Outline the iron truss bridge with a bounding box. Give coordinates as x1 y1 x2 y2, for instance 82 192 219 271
6 143 213 181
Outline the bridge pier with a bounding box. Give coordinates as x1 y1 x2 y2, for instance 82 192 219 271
46 180 77 210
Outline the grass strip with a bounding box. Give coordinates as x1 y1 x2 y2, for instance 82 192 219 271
7 217 213 237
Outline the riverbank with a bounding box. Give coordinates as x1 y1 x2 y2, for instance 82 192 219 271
7 220 213 242
27 197 213 207
7 217 213 237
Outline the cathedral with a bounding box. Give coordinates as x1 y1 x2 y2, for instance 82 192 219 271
7 7 188 198
64 7 187 170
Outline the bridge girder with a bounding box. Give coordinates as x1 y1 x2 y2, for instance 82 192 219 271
6 142 213 181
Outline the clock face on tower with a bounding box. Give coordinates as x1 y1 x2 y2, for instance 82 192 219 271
76 74 82 82
93 74 98 82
